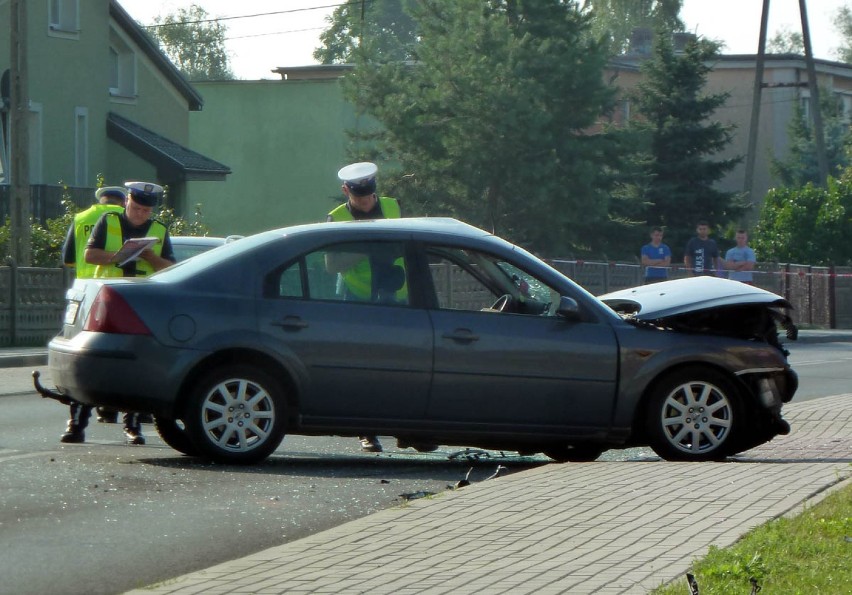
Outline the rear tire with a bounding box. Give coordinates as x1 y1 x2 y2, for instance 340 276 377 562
645 367 744 461
183 364 287 464
154 416 200 457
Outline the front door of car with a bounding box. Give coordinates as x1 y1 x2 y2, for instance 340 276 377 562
424 247 618 432
257 241 433 428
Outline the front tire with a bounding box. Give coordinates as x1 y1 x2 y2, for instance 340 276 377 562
183 365 287 464
543 445 605 462
645 367 744 461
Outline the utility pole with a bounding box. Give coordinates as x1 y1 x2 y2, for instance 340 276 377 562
800 0 829 186
743 0 770 202
9 0 32 266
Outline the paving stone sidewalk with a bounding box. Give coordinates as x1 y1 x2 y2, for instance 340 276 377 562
126 394 852 595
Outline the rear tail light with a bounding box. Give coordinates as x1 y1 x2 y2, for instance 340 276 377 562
84 286 152 335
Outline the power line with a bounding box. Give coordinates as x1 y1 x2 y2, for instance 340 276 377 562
141 1 356 29
226 26 326 42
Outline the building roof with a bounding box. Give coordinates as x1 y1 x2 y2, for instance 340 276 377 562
107 112 231 182
271 64 354 81
110 0 204 111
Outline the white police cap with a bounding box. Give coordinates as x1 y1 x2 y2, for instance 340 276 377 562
124 181 164 207
95 186 126 201
337 162 378 195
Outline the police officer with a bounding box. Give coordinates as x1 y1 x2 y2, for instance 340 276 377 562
327 163 437 454
328 163 398 453
59 186 128 443
86 182 175 278
80 181 176 445
328 162 401 223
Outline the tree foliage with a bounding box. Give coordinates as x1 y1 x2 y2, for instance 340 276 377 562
771 92 852 187
149 5 234 81
314 0 686 63
766 26 803 54
0 186 210 267
314 0 419 64
581 0 684 55
834 5 852 63
341 0 627 257
629 31 745 253
753 173 852 265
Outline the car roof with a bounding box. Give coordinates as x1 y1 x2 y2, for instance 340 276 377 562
266 217 493 239
170 236 228 246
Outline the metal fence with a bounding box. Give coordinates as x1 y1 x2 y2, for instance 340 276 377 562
0 262 73 346
0 184 94 225
2 259 850 347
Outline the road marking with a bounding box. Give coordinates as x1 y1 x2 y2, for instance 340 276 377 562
790 358 852 366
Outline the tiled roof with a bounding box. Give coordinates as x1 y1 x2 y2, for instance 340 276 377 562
107 112 231 182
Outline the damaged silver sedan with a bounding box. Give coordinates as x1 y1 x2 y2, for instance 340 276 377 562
599 277 797 460
43 218 797 464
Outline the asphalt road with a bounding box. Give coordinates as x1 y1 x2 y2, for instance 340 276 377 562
784 337 852 400
0 369 545 595
1 338 849 595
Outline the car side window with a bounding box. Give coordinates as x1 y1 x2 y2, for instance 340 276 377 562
427 250 496 310
269 241 409 306
426 246 560 316
270 251 341 300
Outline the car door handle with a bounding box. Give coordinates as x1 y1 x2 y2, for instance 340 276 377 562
272 316 309 330
442 329 480 343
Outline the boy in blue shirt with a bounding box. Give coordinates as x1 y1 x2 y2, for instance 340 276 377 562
641 227 672 283
725 229 756 284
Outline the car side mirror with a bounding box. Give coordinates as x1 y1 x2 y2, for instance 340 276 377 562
556 296 580 319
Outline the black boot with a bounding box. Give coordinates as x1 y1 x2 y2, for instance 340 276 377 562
359 436 383 452
123 413 146 445
60 403 92 443
96 407 119 424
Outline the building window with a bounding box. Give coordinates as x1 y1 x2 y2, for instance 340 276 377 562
837 94 852 124
0 104 41 184
800 93 811 125
29 103 43 184
109 47 120 93
74 107 88 186
109 31 137 98
0 104 8 184
49 0 80 37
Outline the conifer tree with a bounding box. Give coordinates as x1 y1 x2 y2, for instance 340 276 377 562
631 32 744 252
338 0 625 256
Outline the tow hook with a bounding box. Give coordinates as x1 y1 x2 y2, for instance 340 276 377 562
32 370 77 406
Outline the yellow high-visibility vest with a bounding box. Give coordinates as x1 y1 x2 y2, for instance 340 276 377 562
93 214 167 278
71 204 124 279
327 197 406 301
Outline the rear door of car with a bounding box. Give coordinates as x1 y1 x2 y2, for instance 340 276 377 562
422 245 619 432
256 239 433 428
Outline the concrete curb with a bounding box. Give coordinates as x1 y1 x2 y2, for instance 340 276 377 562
0 353 47 368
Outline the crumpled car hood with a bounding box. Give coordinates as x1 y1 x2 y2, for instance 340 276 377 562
599 276 791 319
599 277 796 347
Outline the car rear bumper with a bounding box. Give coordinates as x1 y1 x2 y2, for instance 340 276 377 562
48 334 183 417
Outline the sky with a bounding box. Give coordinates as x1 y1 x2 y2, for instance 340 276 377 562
117 0 851 80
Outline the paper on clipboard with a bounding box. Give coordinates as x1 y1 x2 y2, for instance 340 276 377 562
112 237 159 267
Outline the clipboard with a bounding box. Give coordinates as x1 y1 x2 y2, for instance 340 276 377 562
111 237 160 267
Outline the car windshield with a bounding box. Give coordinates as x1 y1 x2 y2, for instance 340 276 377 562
153 231 278 281
172 241 222 262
